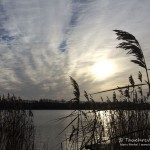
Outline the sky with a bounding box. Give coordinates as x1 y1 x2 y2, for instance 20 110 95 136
0 0 150 100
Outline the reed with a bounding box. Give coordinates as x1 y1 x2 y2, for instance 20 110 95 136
0 94 35 150
59 30 150 150
114 30 150 93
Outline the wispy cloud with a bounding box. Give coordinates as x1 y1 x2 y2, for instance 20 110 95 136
0 0 150 100
59 0 92 52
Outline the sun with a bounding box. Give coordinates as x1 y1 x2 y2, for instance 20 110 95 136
91 60 115 79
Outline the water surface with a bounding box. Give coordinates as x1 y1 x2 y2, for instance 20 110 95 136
33 110 72 150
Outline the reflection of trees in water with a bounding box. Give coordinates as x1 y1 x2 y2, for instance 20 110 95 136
59 30 150 150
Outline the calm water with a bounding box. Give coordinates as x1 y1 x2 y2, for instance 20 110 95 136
33 110 72 150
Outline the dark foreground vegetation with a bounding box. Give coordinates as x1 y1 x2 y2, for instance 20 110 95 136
58 30 150 150
0 95 35 150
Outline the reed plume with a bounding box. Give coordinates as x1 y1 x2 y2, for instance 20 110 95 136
70 76 80 104
114 30 150 93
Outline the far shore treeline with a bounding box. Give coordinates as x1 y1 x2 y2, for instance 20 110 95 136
0 94 150 110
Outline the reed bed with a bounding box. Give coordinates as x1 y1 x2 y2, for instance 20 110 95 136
59 30 150 150
0 94 35 150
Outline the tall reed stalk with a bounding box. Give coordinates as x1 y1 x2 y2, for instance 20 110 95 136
59 30 150 150
114 30 150 94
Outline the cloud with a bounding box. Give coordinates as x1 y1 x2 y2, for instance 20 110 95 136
0 2 15 44
59 0 92 52
0 0 150 100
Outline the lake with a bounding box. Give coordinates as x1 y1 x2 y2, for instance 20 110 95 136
33 110 73 150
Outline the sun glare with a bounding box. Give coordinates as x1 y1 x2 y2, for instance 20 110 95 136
91 60 115 79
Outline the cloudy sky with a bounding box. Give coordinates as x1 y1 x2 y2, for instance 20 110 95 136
0 0 150 100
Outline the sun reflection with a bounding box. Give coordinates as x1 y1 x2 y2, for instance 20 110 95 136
91 60 116 79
